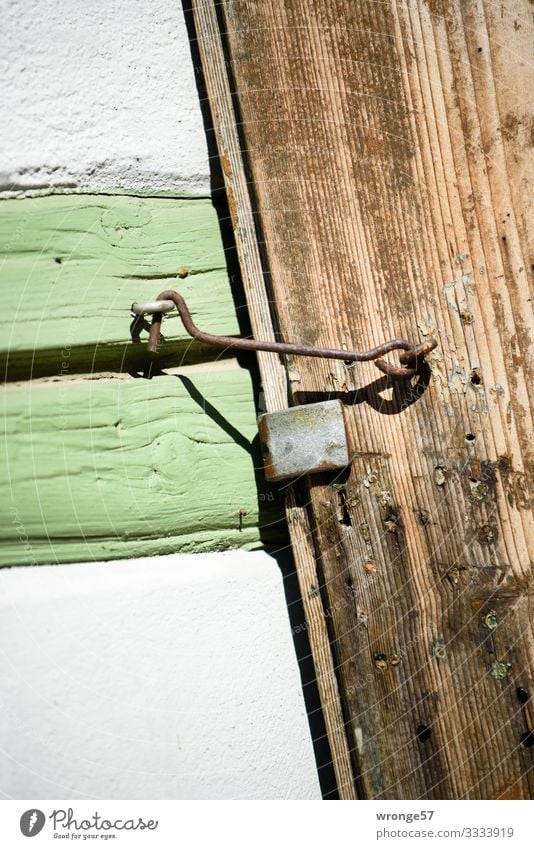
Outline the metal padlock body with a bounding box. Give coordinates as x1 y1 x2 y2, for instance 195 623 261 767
258 400 350 482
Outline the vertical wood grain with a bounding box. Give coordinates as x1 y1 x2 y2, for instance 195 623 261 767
197 0 534 798
191 0 358 797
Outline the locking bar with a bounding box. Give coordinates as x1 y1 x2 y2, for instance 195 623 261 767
132 289 436 378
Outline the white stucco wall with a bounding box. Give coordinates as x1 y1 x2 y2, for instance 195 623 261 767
0 552 320 799
0 0 210 194
0 0 321 799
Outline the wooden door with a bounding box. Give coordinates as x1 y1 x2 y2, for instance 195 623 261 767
192 0 534 799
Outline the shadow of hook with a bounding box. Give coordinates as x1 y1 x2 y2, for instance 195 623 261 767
293 363 432 415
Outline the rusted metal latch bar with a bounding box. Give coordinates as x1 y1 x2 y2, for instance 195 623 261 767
131 289 437 480
131 289 437 378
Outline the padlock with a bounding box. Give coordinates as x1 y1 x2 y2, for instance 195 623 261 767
257 400 350 482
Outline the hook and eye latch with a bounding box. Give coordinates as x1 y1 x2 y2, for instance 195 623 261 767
131 289 437 379
130 290 438 480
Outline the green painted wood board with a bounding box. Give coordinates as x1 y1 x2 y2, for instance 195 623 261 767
1 368 284 566
0 194 240 378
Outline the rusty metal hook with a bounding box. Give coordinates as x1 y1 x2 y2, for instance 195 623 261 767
131 289 437 378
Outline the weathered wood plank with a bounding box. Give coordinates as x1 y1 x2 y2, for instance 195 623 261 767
188 3 288 413
1 365 284 565
286 490 358 798
210 0 534 799
191 0 357 797
0 194 239 378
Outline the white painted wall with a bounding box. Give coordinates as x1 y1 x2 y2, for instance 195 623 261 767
0 0 210 194
0 552 320 799
0 0 322 799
